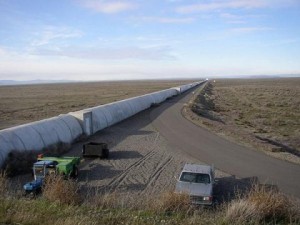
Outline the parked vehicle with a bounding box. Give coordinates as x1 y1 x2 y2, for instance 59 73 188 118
82 142 109 159
175 163 215 206
23 155 80 194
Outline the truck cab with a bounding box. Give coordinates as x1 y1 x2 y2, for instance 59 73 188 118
33 160 56 180
175 163 215 206
24 160 55 193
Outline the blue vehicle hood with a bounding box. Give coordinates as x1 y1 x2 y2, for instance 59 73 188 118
23 179 43 191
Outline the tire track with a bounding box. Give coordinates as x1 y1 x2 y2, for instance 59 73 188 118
146 156 173 188
107 150 157 189
107 133 160 191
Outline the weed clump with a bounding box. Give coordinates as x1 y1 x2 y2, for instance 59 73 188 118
42 174 80 205
90 192 118 209
157 192 191 214
225 184 299 224
0 171 7 197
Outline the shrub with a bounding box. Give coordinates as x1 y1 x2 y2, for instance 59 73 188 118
0 170 7 197
90 192 118 209
247 184 291 221
225 184 298 224
42 174 80 205
225 199 260 224
157 192 192 214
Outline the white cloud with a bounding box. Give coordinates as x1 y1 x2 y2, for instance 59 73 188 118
0 46 25 61
31 26 83 46
176 0 298 14
78 0 137 14
220 13 266 24
0 47 7 57
31 45 176 60
176 0 265 13
141 16 195 24
220 13 245 24
230 26 273 34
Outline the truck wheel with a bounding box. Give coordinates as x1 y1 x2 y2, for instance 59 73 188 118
70 166 78 178
102 149 109 159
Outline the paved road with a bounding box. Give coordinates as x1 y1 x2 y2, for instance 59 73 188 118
149 84 300 198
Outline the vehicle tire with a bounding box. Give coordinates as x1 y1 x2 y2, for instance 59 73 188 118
70 166 78 178
102 149 109 159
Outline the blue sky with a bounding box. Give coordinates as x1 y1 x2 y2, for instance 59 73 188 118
0 0 300 80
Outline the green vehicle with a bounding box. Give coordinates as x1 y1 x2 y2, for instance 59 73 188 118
23 155 80 193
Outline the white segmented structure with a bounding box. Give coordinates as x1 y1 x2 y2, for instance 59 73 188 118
0 81 205 167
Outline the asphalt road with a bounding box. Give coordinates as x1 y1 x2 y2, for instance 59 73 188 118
149 85 300 198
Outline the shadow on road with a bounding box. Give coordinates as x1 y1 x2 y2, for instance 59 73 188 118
79 164 121 181
214 175 278 203
109 150 143 160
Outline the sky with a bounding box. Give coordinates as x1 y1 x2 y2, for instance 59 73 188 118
0 0 300 81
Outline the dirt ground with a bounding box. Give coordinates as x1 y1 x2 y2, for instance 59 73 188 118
184 78 300 165
67 108 250 203
0 80 196 130
9 96 255 204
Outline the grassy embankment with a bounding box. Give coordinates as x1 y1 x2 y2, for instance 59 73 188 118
1 172 299 225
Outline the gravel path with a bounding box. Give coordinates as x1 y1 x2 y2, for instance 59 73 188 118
64 104 236 203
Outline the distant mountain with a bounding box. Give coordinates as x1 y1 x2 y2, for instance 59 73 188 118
245 75 281 79
0 80 75 86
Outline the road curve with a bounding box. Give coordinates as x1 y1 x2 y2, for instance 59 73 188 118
149 85 300 198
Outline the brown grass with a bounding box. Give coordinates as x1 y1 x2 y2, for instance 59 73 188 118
0 182 299 225
0 171 7 197
0 80 197 130
42 174 80 205
187 78 300 161
89 191 119 209
155 191 192 214
225 184 298 224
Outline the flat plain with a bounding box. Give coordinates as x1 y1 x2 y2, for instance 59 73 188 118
2 79 300 225
0 80 196 130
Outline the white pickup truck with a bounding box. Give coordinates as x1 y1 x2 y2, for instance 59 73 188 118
175 163 215 206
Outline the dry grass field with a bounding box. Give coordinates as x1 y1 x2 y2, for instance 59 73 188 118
187 78 300 163
1 171 299 225
0 80 195 130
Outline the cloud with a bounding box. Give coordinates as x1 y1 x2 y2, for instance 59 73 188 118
78 0 137 13
219 13 266 24
31 45 176 60
220 13 246 24
141 16 195 24
31 26 83 46
176 0 265 13
176 0 298 14
0 47 7 57
230 26 273 34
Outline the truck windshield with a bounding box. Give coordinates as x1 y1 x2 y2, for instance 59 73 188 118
179 172 210 184
34 166 45 178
